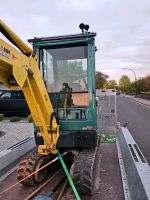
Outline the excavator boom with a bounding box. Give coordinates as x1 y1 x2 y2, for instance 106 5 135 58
0 20 59 155
0 19 32 56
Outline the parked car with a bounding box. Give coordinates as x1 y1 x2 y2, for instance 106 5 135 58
0 90 30 116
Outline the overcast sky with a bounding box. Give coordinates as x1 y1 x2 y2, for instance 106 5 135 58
1 0 150 82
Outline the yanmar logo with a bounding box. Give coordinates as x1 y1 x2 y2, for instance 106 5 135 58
11 54 18 60
0 45 10 59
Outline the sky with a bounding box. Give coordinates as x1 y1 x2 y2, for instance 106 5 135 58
0 0 150 83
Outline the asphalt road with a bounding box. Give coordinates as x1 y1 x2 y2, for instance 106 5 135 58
117 95 150 165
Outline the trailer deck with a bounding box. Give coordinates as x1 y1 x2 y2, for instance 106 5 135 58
0 142 124 200
0 91 150 200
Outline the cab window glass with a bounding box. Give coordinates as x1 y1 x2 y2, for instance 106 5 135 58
40 45 89 120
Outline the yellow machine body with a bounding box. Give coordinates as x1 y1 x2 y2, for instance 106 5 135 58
0 20 59 155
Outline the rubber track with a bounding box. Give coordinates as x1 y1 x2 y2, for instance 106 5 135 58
72 140 100 195
16 150 46 186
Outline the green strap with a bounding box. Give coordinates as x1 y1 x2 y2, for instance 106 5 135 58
58 152 81 200
101 136 117 143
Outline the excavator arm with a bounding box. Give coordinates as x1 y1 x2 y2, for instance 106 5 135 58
0 20 60 155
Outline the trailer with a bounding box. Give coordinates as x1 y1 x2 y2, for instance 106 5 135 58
0 90 150 200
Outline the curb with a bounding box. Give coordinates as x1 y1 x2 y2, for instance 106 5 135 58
131 98 150 108
122 95 150 108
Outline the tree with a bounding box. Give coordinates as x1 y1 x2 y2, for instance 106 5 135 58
119 75 131 92
145 75 150 91
119 75 131 86
118 74 150 94
132 76 150 93
96 71 109 89
104 79 117 89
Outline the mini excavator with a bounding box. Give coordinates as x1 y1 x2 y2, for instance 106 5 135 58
0 20 99 194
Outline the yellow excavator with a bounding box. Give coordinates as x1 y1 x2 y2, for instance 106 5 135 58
0 20 98 194
0 19 59 155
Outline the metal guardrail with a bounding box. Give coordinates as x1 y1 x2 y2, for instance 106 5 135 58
117 127 150 200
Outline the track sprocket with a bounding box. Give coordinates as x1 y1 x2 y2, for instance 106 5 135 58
16 150 49 186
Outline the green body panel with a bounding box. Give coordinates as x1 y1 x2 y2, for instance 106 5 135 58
31 33 97 132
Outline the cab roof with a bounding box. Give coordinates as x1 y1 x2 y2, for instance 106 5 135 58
28 32 96 44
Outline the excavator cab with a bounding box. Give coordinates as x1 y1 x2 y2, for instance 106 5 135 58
29 32 97 149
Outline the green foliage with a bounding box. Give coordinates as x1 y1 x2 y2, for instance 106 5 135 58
145 75 150 89
104 79 117 89
0 114 4 121
119 74 150 94
119 75 131 87
10 116 22 122
96 71 109 89
27 114 33 123
132 79 148 93
119 75 131 92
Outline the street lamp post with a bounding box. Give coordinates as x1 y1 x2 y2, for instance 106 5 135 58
122 67 137 81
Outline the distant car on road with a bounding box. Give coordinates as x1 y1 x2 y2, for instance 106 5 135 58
0 90 30 116
116 90 121 95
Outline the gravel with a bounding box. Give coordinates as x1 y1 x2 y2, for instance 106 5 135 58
0 120 34 151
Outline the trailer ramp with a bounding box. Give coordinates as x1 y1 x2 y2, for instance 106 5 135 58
96 89 118 135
